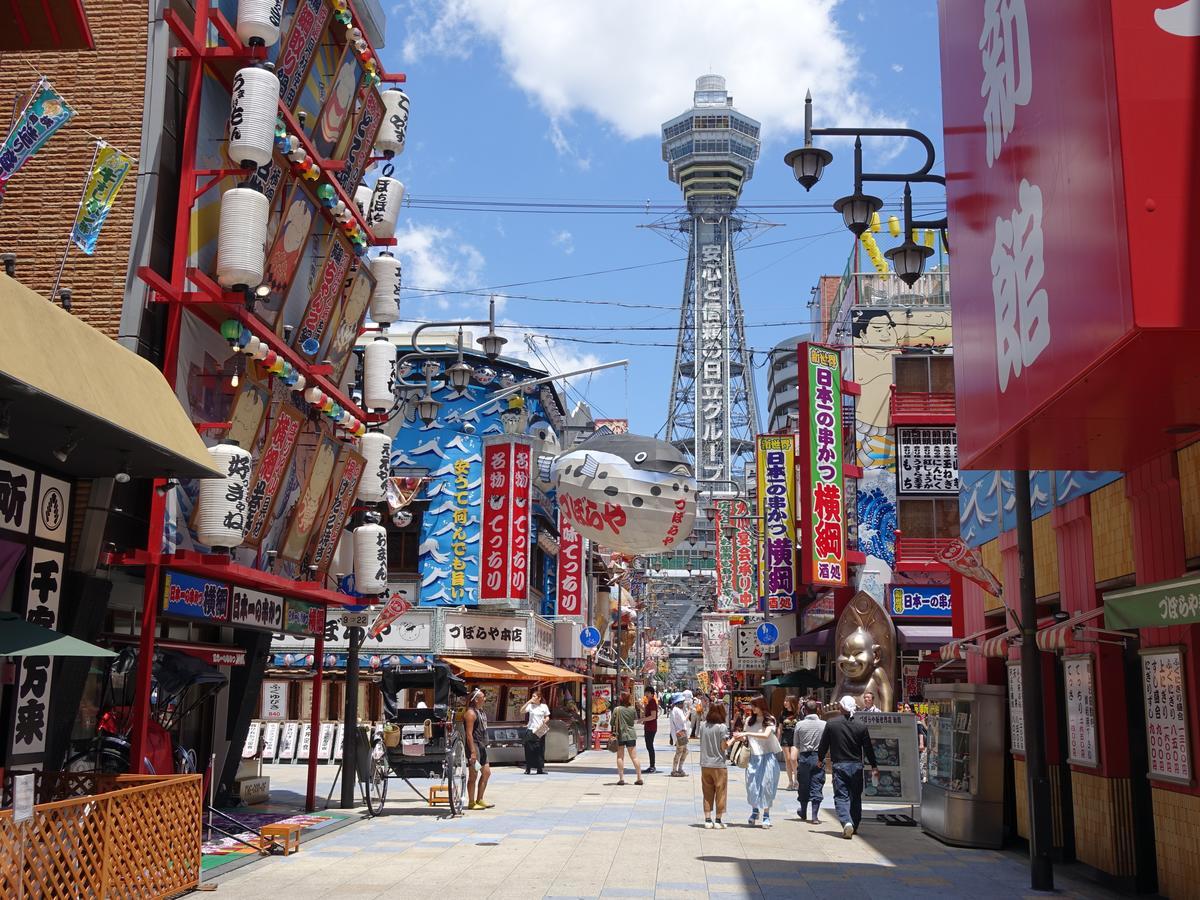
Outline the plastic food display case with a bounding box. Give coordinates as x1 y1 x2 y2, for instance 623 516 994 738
921 682 1006 848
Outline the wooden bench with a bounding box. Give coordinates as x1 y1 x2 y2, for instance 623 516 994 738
260 822 303 856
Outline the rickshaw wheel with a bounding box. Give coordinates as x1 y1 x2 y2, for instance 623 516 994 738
365 735 389 816
446 737 467 816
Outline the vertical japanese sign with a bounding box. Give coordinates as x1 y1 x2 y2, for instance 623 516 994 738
335 86 385 193
310 449 364 575
694 236 729 482
295 235 352 358
896 427 960 495
714 499 735 611
244 405 304 546
799 343 846 587
10 548 64 757
556 510 585 617
0 80 74 198
756 435 796 613
701 613 731 671
447 457 474 605
70 143 133 255
479 437 534 607
161 570 231 622
1063 656 1098 767
1006 661 1025 753
1141 647 1191 784
261 681 288 720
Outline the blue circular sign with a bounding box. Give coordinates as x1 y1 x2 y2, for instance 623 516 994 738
756 622 779 646
580 626 602 649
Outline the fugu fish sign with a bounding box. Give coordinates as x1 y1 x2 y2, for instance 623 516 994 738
552 434 696 555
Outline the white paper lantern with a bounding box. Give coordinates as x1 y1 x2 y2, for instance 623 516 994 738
217 186 268 289
354 522 389 594
197 441 253 550
368 253 401 324
551 434 697 555
376 89 409 158
293 374 306 393
358 430 391 502
236 0 284 48
355 184 372 217
365 177 404 239
363 337 396 411
228 65 280 168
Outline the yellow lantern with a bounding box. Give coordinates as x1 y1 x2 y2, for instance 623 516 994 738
924 229 936 249
869 211 881 233
888 215 901 237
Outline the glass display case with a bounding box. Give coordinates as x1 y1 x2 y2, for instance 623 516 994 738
921 683 1005 848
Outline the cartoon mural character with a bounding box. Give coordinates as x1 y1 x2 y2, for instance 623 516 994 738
833 592 897 711
551 434 696 555
264 196 315 301
318 61 358 147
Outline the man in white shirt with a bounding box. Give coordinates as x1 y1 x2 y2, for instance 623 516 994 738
859 691 881 713
669 697 690 776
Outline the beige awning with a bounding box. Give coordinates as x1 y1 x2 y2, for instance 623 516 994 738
0 274 219 479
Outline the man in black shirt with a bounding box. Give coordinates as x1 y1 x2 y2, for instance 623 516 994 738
817 695 880 838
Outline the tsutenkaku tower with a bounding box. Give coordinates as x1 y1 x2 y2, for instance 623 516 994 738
660 75 762 487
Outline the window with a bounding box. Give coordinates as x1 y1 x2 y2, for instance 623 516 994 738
898 497 960 538
894 354 955 392
387 527 419 573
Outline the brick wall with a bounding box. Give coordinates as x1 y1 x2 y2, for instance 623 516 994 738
1151 787 1200 898
0 0 149 338
1180 440 1200 561
1091 479 1134 584
1072 771 1135 877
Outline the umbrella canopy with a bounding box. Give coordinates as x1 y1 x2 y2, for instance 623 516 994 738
760 669 831 690
0 612 117 658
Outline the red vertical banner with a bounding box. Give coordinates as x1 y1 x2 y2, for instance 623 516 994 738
510 442 533 603
556 510 584 617
480 441 512 603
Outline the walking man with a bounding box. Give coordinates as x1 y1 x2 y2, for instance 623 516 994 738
817 695 879 838
793 699 826 824
669 696 690 775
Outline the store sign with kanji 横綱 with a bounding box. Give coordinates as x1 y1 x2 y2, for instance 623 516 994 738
756 436 797 612
798 343 846 588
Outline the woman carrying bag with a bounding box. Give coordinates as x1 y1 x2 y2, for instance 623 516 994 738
521 689 550 776
732 695 783 828
612 692 644 786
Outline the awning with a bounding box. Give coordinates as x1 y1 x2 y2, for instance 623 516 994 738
761 669 830 689
2 0 94 50
1105 574 1200 630
789 626 833 652
0 611 116 657
1036 608 1105 652
980 627 1019 658
898 625 954 650
0 274 219 479
441 656 587 683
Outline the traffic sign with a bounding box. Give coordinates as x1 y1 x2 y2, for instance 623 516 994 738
756 622 779 646
580 626 602 648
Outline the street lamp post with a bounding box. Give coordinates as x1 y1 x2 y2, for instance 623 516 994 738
784 92 947 286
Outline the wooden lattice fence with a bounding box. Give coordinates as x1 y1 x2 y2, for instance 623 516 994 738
0 773 201 898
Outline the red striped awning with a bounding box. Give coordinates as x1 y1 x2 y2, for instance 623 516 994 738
980 627 1019 658
1035 608 1104 652
939 641 966 661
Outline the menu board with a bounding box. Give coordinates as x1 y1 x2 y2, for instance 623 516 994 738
1006 661 1025 754
1063 656 1099 767
591 683 613 732
1141 647 1191 784
856 712 922 805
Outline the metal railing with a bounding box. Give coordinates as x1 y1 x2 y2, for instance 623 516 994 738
853 271 949 309
894 532 955 571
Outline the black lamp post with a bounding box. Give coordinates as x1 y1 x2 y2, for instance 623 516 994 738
784 91 947 286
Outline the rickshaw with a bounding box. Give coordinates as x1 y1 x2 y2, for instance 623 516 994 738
356 660 470 816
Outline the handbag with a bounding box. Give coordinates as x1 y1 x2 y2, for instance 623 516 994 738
730 739 750 769
607 736 619 753
533 721 550 739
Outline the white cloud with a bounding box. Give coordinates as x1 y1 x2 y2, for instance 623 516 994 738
547 120 592 170
891 63 904 73
398 0 898 142
391 223 486 310
551 229 575 255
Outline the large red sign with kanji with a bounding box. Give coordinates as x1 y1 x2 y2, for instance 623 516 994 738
797 343 846 588
939 0 1200 469
480 437 533 606
556 510 585 617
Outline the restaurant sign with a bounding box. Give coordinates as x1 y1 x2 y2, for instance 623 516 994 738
556 511 585 618
1105 575 1200 631
440 611 531 658
162 570 230 622
798 343 846 587
283 598 326 638
230 587 285 632
756 435 797 612
889 585 952 618
479 437 534 607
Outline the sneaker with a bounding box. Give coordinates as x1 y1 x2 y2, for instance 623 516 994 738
748 809 759 826
704 820 714 829
761 817 772 829
797 808 807 819
646 767 657 774
843 822 855 839
810 818 821 825
480 801 495 809
715 820 727 829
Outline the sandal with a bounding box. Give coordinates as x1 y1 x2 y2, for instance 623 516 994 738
617 780 626 786
635 779 644 785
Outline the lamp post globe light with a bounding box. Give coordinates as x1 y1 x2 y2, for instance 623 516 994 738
416 391 440 426
885 237 935 288
832 191 883 237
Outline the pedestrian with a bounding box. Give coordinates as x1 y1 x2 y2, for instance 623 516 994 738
521 689 550 776
734 695 782 828
916 709 929 782
859 690 881 713
780 695 799 790
612 691 644 786
817 695 880 838
464 687 494 810
669 695 690 775
793 699 826 824
699 702 731 829
641 686 659 773
691 693 704 738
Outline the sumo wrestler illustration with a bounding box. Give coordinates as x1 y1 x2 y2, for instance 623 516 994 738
551 434 696 555
833 591 897 711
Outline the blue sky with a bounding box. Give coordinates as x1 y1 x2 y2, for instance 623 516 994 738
375 0 944 435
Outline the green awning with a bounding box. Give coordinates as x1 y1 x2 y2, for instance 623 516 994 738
760 669 830 689
0 612 117 658
1104 575 1200 630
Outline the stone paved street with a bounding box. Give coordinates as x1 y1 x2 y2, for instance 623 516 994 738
208 746 1120 899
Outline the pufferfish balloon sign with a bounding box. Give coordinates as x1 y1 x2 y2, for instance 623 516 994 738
551 434 696 555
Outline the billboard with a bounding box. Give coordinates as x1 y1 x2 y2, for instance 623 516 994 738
713 498 755 611
939 0 1200 470
479 436 534 607
798 343 846 588
556 512 585 617
756 436 797 612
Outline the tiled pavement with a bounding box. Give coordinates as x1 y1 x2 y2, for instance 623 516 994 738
207 746 1123 899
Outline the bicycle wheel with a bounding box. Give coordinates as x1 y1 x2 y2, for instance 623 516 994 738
64 748 128 774
364 737 389 817
445 737 467 817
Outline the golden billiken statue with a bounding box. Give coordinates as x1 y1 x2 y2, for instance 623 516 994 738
833 592 897 711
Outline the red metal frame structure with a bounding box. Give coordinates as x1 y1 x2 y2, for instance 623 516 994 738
892 530 953 574
888 384 956 425
117 0 403 810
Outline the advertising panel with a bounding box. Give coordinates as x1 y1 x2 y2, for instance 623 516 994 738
1141 647 1191 784
479 438 533 607
896 427 959 495
244 404 305 547
1063 656 1099 767
889 585 952 618
441 612 531 657
556 512 585 617
283 598 326 638
701 614 731 671
798 343 846 588
732 624 766 671
756 436 797 612
856 712 922 805
161 570 231 622
230 588 285 632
